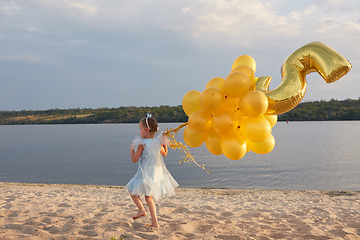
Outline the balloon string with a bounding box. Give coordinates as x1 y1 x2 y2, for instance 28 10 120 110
164 122 211 175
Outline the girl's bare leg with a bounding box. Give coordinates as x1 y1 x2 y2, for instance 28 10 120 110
130 194 146 219
145 195 160 227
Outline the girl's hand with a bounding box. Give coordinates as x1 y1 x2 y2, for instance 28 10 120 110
160 144 168 157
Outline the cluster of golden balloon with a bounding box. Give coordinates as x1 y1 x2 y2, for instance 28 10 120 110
182 55 277 160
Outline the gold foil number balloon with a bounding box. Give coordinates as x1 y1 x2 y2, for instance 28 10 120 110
256 41 352 115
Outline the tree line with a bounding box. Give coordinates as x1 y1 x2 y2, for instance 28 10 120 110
278 98 360 121
1 98 360 125
0 106 188 125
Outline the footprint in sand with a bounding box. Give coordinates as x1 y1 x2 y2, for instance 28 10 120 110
197 224 212 233
8 211 20 218
172 206 189 213
41 217 52 225
216 235 242 240
43 225 61 234
78 230 98 237
159 206 176 215
5 196 16 203
58 203 72 208
221 211 234 217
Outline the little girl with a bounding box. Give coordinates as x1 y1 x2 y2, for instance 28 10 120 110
125 116 179 227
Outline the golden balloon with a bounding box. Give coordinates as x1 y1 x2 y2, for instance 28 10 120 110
205 77 225 92
235 113 247 127
223 72 250 98
221 133 247 160
200 87 225 113
240 116 271 143
230 65 256 86
212 110 238 134
183 125 205 148
238 90 269 118
232 55 257 72
188 110 212 134
182 90 202 117
263 115 278 128
223 96 239 112
205 128 223 155
247 134 275 154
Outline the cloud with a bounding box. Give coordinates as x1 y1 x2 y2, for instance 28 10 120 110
0 52 44 63
181 6 191 13
34 0 97 15
9 0 359 49
0 0 20 12
0 0 359 110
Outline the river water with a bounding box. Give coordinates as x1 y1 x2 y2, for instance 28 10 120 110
1 121 359 191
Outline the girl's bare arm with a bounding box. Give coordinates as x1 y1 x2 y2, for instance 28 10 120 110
131 145 144 163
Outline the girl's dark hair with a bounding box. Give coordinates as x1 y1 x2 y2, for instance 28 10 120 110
139 117 158 133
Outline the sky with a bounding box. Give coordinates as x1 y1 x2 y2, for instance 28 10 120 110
1 0 359 111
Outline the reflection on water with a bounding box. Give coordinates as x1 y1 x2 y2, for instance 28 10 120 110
1 121 360 190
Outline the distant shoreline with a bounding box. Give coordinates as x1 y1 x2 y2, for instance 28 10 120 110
1 98 360 125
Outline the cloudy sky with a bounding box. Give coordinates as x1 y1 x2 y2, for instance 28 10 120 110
1 0 359 111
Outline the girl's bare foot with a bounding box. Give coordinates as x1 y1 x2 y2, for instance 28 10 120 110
145 223 160 228
133 210 146 220
152 222 160 228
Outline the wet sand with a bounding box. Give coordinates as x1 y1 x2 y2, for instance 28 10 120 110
0 182 359 239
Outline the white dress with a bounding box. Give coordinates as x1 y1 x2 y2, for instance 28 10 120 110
125 134 179 200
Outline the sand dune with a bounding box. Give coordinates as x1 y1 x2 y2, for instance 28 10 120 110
0 182 359 239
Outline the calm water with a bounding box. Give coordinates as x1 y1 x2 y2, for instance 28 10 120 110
1 122 359 191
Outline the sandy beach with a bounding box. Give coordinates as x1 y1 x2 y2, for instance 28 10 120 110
0 182 359 239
